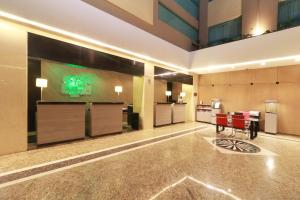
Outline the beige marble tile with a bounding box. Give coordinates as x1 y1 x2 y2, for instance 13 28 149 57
0 122 205 173
0 125 299 199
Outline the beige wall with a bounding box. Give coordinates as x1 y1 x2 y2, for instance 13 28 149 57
41 60 133 106
208 0 242 27
182 84 194 122
0 20 27 155
242 0 279 35
105 0 154 24
140 63 154 129
133 76 143 114
198 66 300 136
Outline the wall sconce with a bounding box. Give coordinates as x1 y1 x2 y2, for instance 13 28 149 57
165 90 172 102
36 78 48 101
114 85 123 96
252 25 264 36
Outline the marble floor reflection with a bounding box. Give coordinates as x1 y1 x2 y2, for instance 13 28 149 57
0 124 299 199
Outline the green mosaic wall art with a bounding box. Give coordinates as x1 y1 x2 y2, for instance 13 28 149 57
61 74 95 97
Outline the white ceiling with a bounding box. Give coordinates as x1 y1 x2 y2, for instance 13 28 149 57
0 0 190 71
191 26 300 74
0 0 300 74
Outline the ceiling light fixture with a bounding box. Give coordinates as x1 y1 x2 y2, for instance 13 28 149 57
154 72 178 77
260 62 266 66
190 55 300 73
0 10 189 73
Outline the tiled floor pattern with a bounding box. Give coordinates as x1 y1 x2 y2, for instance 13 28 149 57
0 126 206 186
0 122 204 174
0 123 299 199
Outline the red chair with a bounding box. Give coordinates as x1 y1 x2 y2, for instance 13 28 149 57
232 115 249 138
216 114 228 133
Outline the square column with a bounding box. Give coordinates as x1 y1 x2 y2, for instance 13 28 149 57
133 62 154 129
0 20 27 155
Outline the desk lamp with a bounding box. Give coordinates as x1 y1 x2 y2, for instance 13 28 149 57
115 85 123 96
165 91 172 102
36 78 48 101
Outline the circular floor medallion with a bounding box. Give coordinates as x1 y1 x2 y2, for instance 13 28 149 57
213 139 261 153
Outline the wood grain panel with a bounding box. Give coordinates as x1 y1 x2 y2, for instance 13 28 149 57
252 68 277 84
37 104 86 145
42 60 133 107
89 104 123 136
210 72 230 85
154 104 172 126
199 74 212 86
172 104 186 123
229 70 252 85
277 65 300 83
198 66 300 135
277 83 300 135
154 79 167 103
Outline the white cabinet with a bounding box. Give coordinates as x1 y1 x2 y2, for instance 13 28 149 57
211 108 221 124
196 110 211 123
265 113 277 134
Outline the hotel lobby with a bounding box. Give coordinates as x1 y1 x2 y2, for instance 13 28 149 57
0 0 299 199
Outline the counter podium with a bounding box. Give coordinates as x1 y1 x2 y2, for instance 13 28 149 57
154 103 172 126
37 101 86 145
87 102 123 137
172 103 186 123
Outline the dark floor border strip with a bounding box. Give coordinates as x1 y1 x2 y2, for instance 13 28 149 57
0 126 206 185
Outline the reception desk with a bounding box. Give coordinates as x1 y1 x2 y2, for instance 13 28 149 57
87 102 123 137
172 103 186 123
37 102 86 145
154 103 172 126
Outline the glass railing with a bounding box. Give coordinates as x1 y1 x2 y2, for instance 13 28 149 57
278 0 300 30
174 0 199 19
208 16 242 47
158 3 198 42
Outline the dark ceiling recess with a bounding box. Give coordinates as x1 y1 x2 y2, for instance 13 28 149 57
154 66 193 85
28 33 144 76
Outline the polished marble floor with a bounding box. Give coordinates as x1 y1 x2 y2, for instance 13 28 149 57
0 123 299 199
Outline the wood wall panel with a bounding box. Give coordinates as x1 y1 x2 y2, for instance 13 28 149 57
229 70 252 85
154 79 167 102
198 66 300 136
172 82 182 101
210 72 230 85
252 68 277 84
42 60 133 106
277 65 300 83
199 74 212 86
277 83 300 135
228 85 252 112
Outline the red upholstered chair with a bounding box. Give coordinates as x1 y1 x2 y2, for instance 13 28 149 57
216 114 228 133
232 115 245 129
232 115 249 138
217 114 228 126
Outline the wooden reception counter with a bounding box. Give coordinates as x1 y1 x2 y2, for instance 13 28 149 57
172 103 186 123
37 101 86 145
154 103 172 126
87 102 123 137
